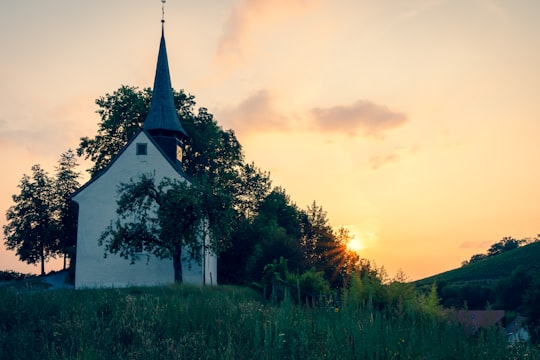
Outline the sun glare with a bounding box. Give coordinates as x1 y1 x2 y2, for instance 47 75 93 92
347 237 364 254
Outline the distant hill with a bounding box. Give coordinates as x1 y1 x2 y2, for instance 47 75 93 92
416 241 540 286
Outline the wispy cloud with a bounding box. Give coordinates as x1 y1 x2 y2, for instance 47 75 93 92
459 240 492 249
311 100 408 138
0 120 82 157
369 153 399 170
215 0 320 64
217 89 289 136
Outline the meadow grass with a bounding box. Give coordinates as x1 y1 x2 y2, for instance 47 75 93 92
0 285 536 359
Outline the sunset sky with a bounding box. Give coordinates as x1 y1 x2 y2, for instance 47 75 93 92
1 0 539 280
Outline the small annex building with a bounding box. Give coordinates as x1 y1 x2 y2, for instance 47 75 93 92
72 21 217 288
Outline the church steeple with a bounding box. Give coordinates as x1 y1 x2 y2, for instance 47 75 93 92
143 4 188 164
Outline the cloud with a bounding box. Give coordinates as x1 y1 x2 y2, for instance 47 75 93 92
369 153 399 170
311 100 408 138
216 0 320 64
217 89 289 136
459 240 492 249
218 91 409 142
0 120 82 157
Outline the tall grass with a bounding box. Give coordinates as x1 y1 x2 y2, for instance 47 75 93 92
0 285 535 359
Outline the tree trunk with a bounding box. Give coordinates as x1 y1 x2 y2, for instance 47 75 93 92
173 248 183 283
40 245 45 276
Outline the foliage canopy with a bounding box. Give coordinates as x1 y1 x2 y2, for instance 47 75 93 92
3 151 80 275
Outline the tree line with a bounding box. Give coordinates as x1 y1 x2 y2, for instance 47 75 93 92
461 236 539 266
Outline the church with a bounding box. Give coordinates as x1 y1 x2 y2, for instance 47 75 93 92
72 17 217 288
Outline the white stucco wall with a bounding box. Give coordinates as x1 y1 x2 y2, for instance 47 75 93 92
73 131 216 288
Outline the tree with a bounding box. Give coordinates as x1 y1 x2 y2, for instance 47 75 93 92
76 86 245 189
487 237 524 257
77 86 196 176
99 174 234 283
344 263 387 311
419 283 442 317
53 150 80 269
77 86 151 176
245 221 305 281
213 163 272 283
180 107 243 186
233 162 272 220
241 188 305 281
300 201 333 268
3 165 58 275
465 253 487 265
331 227 364 287
522 275 540 342
494 266 533 311
463 236 526 265
300 204 358 288
256 187 303 240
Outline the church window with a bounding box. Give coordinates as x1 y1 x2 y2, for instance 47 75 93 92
136 143 148 155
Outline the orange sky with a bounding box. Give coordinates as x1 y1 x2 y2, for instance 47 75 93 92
1 0 539 280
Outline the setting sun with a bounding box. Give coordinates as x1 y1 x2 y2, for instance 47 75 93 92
347 237 364 254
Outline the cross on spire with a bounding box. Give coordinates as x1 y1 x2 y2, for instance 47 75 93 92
161 0 166 23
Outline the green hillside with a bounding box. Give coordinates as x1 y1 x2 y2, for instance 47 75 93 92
416 241 540 286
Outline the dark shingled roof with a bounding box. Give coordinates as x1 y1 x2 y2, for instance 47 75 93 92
143 24 188 138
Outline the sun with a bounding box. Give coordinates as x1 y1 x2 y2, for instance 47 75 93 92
347 237 364 254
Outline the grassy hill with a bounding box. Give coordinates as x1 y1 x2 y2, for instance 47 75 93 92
416 241 540 286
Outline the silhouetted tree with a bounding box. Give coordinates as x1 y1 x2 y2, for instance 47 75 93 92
77 86 153 176
487 237 524 257
3 165 58 275
53 150 80 269
244 188 305 280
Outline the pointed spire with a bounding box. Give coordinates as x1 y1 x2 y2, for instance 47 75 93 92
143 17 188 138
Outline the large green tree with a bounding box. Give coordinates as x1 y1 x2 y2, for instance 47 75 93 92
77 86 197 176
53 150 80 269
3 165 58 275
77 85 244 188
243 188 306 280
99 174 234 283
219 163 272 283
78 86 151 176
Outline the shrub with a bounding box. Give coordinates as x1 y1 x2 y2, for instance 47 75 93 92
0 270 32 282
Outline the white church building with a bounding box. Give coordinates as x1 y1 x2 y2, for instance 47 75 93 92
72 20 217 288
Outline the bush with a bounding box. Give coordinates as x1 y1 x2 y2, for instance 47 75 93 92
0 270 32 282
343 271 388 311
287 268 330 305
